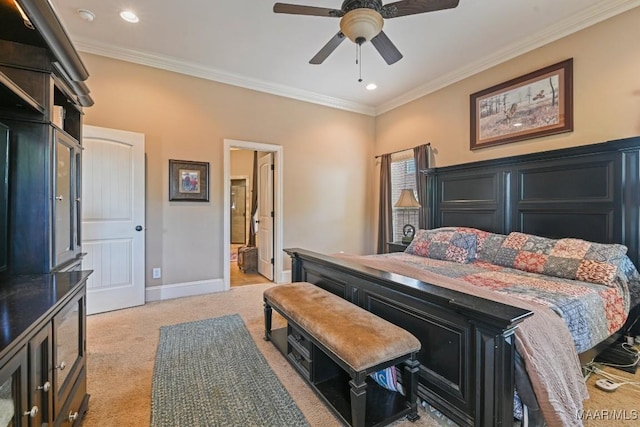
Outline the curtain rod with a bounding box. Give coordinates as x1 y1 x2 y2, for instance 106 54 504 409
374 142 430 159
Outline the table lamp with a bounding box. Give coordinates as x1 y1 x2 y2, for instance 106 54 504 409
394 189 420 243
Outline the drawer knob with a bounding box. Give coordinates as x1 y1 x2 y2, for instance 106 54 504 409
23 406 38 418
68 411 79 422
55 361 66 370
37 381 51 392
56 195 64 201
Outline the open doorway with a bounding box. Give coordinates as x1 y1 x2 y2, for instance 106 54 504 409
223 140 284 290
229 169 262 286
229 175 261 286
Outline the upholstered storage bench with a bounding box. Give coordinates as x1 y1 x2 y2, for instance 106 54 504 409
264 282 421 427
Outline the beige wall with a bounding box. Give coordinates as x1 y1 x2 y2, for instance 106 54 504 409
82 7 640 284
372 7 640 249
375 7 640 165
230 149 254 185
81 53 376 286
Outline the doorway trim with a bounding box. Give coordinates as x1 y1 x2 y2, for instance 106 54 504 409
223 139 284 290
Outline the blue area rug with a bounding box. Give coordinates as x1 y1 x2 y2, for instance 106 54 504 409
151 314 309 426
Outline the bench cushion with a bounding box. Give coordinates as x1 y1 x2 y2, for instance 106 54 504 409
264 282 421 372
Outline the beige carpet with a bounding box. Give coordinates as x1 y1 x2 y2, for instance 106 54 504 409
83 282 640 427
582 360 640 426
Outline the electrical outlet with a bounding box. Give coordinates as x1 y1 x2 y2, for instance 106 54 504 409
152 268 161 279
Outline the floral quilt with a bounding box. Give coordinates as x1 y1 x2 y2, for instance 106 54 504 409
377 251 640 353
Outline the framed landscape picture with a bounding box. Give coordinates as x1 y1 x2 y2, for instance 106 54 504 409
470 58 573 150
169 159 209 201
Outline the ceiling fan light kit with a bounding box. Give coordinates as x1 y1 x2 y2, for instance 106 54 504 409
273 0 459 65
340 9 383 44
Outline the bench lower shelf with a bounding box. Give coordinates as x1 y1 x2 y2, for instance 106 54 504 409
269 326 414 427
316 371 412 427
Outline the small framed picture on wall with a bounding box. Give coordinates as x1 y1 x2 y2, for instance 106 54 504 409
169 159 209 202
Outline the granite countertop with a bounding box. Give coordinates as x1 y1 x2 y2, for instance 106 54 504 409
0 271 92 359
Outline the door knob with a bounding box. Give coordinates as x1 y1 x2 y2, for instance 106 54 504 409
135 225 143 231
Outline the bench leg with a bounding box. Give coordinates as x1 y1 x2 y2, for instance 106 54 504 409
349 375 367 427
264 300 272 341
403 354 421 422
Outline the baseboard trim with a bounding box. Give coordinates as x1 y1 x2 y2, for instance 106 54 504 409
146 278 225 302
280 270 291 284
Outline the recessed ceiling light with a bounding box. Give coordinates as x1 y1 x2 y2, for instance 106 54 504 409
77 9 95 22
119 10 139 23
366 83 377 91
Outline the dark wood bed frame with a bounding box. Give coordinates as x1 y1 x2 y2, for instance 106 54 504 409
285 136 640 426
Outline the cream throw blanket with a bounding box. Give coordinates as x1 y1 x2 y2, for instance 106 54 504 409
335 254 589 427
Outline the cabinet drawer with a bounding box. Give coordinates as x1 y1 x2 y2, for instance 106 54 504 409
287 324 312 355
54 368 86 427
287 347 311 380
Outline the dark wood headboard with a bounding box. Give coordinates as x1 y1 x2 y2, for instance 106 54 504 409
424 136 640 268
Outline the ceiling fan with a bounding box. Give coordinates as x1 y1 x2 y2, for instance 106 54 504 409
273 0 460 65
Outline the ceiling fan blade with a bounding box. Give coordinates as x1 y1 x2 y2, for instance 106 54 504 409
309 32 346 64
381 0 459 18
273 3 344 17
371 31 403 65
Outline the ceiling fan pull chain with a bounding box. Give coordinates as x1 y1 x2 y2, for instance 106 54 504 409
357 43 363 82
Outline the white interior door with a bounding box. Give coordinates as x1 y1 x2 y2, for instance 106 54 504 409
82 125 145 315
257 153 274 280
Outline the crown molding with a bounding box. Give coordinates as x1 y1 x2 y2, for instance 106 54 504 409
375 0 640 115
73 0 638 117
74 38 377 116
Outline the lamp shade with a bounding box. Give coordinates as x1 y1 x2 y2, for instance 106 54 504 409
339 9 383 44
394 189 420 208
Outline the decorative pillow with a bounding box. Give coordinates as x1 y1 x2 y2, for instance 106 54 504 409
449 227 507 263
494 232 628 286
405 228 477 264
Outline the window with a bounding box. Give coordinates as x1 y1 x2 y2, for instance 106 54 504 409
390 150 419 242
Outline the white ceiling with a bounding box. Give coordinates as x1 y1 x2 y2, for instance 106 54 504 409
50 0 639 116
